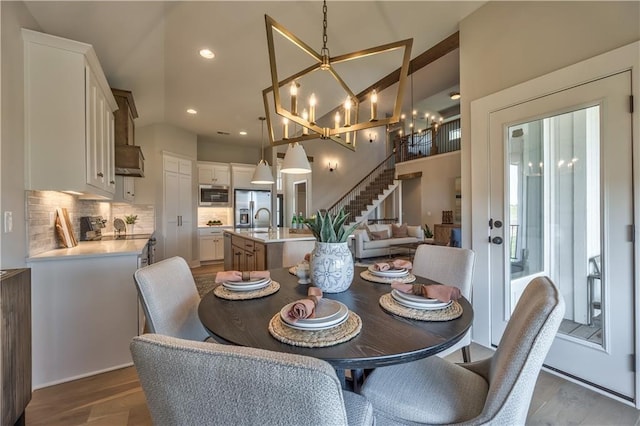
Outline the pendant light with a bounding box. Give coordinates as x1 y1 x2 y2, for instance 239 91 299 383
281 142 311 174
251 117 275 184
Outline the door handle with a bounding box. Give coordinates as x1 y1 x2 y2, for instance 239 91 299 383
491 236 503 245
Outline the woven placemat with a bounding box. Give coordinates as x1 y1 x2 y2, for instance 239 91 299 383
379 293 463 321
214 281 280 300
360 270 416 284
268 311 362 348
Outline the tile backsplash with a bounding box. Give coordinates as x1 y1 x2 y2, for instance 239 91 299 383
26 190 155 257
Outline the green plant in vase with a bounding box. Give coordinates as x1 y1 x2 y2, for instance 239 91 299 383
423 224 434 239
125 214 138 234
303 208 359 243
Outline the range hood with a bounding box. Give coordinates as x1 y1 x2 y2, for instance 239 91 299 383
115 144 145 177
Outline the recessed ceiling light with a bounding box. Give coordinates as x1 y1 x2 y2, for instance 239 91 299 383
187 108 197 114
239 131 247 136
199 49 215 59
449 92 461 100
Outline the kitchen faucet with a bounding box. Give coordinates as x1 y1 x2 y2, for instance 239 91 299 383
254 208 272 230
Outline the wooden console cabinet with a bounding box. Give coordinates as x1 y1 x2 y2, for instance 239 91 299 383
1 268 31 426
433 223 461 246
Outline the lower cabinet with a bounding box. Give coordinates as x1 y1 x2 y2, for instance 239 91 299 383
224 233 284 272
199 229 224 262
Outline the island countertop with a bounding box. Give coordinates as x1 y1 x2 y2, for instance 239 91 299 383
225 228 316 244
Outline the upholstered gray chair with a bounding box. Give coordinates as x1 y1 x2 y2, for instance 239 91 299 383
411 244 475 361
133 256 212 342
131 334 374 426
361 276 565 425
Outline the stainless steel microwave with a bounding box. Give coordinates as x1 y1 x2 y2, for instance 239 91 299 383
199 185 230 206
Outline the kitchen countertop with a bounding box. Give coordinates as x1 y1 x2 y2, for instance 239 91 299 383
225 228 316 244
27 235 152 262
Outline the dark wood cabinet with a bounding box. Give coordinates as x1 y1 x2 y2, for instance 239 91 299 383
111 88 138 147
1 268 31 426
225 233 283 272
433 223 461 245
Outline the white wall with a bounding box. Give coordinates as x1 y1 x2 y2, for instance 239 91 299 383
198 137 260 164
1 2 40 267
396 151 461 231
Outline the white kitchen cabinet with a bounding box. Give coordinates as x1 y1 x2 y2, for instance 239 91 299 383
163 154 193 262
197 162 230 186
23 29 117 199
199 228 225 261
114 176 135 203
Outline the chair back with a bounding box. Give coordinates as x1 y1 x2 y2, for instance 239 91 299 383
450 228 462 247
131 334 351 425
479 276 565 424
133 256 209 342
412 244 475 299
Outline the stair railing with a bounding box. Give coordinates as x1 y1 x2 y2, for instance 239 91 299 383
327 151 397 218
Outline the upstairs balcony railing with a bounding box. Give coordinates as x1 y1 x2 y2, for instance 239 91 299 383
393 118 461 163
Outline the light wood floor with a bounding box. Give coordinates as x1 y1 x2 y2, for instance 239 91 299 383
25 264 640 425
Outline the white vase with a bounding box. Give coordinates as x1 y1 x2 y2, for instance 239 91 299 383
126 224 135 234
309 241 354 293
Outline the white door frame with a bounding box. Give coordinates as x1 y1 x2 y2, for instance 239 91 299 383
470 41 639 406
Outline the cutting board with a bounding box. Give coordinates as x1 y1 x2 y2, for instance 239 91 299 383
55 207 78 248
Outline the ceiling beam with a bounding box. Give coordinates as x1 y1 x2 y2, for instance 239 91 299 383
355 32 459 103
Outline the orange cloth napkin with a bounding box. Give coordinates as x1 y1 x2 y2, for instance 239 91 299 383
373 259 413 271
215 270 270 283
287 287 323 321
391 281 461 303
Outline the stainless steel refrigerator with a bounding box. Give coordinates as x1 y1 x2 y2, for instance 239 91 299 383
234 189 272 228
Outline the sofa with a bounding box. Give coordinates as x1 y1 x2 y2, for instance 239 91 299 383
352 223 424 260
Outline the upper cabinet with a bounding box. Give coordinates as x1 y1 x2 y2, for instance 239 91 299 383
197 162 230 186
112 88 145 177
23 29 118 199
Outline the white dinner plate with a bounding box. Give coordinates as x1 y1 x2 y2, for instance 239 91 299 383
280 299 349 329
391 290 453 310
367 265 409 278
222 278 271 292
283 315 349 331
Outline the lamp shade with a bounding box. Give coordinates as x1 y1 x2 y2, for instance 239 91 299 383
251 159 275 184
281 142 311 174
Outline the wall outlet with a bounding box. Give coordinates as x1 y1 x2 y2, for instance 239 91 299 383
49 211 56 226
4 211 12 233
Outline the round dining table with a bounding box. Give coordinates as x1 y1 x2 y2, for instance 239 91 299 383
198 266 473 387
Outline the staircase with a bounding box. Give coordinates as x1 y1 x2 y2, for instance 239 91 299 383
328 154 400 226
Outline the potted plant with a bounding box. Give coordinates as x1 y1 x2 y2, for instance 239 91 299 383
124 214 138 234
303 208 359 293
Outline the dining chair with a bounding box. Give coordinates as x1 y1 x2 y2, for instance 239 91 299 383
411 244 475 361
131 334 374 426
361 275 564 425
133 256 213 342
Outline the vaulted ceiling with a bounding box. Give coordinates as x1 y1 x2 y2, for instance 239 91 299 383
23 1 484 148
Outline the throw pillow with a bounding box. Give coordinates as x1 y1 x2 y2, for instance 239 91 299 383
363 224 375 241
391 223 409 238
370 230 389 240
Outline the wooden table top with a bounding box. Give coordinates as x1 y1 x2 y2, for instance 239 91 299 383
198 266 473 370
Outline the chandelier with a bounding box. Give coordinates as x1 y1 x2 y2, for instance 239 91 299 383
263 1 412 151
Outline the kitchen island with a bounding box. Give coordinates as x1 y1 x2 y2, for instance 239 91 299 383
224 228 316 271
26 235 153 389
